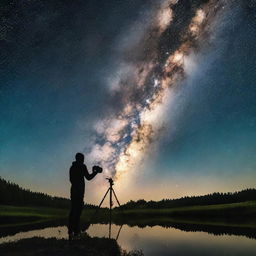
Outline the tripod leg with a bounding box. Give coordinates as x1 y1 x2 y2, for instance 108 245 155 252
116 224 123 241
89 188 110 224
98 188 110 208
112 188 121 207
109 208 112 239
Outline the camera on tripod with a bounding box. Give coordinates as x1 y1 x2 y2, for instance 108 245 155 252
106 178 114 186
93 165 103 173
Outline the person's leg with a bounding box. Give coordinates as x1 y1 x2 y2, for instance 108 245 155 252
68 187 75 236
68 200 75 235
69 189 80 236
77 199 84 232
74 197 84 235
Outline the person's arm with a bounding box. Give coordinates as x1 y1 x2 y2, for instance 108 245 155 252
83 165 97 181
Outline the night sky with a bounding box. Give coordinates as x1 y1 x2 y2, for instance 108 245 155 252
1 0 256 204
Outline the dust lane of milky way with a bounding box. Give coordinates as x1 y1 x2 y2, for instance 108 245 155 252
85 0 226 182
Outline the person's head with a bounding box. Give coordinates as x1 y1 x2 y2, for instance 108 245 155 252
75 152 84 163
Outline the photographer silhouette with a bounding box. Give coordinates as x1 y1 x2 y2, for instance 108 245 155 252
68 152 102 238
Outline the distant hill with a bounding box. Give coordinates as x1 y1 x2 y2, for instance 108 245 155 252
119 189 256 210
0 177 96 209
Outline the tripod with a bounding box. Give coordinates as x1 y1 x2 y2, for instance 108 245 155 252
98 178 121 210
98 178 122 239
89 178 122 239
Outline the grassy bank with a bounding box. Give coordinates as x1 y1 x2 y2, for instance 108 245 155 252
1 201 256 229
116 201 256 218
0 205 68 226
0 205 67 219
0 205 108 230
112 201 256 229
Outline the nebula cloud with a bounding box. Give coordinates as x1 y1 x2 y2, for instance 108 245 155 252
86 0 226 182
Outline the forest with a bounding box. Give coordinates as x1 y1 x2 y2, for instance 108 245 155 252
0 177 96 209
119 189 256 209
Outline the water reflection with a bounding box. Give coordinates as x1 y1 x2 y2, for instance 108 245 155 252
0 226 68 244
87 224 256 256
1 223 256 255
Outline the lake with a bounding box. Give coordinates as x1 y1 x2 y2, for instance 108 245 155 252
1 223 256 255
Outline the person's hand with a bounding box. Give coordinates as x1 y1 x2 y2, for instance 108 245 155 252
92 166 97 173
93 165 103 173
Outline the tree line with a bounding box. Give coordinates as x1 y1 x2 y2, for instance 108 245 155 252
118 188 256 210
1 176 255 210
0 177 96 209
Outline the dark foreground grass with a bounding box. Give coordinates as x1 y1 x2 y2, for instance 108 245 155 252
0 236 143 256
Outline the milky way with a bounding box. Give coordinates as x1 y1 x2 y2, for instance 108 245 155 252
86 0 226 181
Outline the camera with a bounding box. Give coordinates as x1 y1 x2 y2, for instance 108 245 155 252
93 165 103 173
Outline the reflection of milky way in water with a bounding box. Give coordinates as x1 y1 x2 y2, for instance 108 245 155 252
86 0 226 183
1 224 256 255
